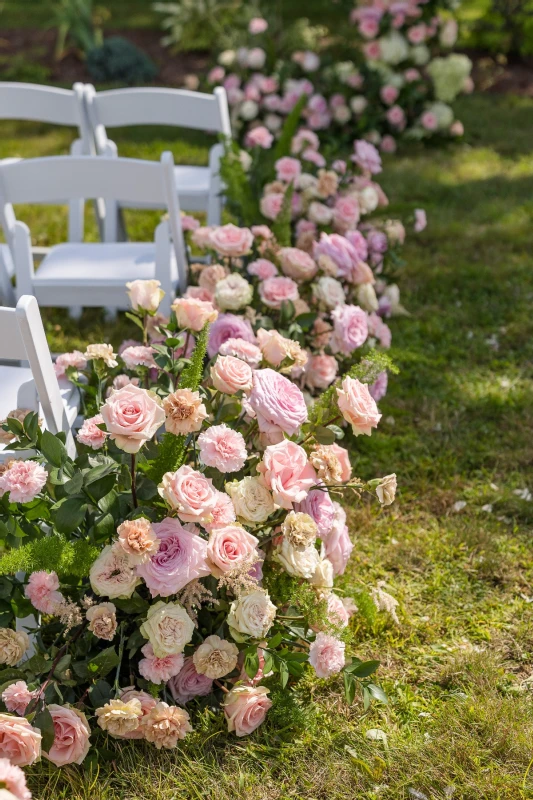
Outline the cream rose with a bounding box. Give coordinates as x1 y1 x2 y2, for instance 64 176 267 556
89 545 140 599
227 590 276 640
313 276 346 310
256 328 308 371
273 538 320 579
126 279 164 313
375 473 397 505
225 477 276 524
281 511 318 548
193 635 239 679
0 629 29 667
143 702 192 748
140 601 195 657
310 557 334 588
214 274 254 311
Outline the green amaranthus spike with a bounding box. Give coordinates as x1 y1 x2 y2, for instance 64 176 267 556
150 322 210 482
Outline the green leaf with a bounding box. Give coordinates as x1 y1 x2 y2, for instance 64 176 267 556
279 660 289 688
85 474 116 502
294 311 317 332
125 311 145 331
23 411 39 442
88 646 119 678
114 594 149 614
63 471 84 496
346 660 380 678
344 671 357 705
32 706 55 752
217 402 242 423
314 427 336 446
268 631 283 649
53 496 87 534
89 679 113 709
24 653 50 676
41 430 68 467
367 683 388 704
244 648 259 681
273 94 309 161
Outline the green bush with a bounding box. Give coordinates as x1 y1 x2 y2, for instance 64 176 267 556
459 0 533 57
86 36 158 84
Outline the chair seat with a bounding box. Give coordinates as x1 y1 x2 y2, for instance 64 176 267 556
0 365 79 461
35 242 162 286
118 165 210 212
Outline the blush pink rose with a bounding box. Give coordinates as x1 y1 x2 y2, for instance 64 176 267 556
159 466 218 524
203 491 236 533
224 686 272 736
345 230 369 262
198 424 247 473
260 192 284 220
258 440 317 509
0 757 31 800
259 276 299 309
207 525 259 577
209 224 253 257
1 683 35 716
100 385 165 453
387 105 406 129
184 286 214 303
245 126 274 149
24 570 62 614
138 643 184 684
251 225 273 239
304 355 338 390
278 248 317 282
136 517 210 597
172 297 218 331
54 350 87 379
337 377 381 435
309 632 345 678
331 304 368 355
118 688 157 739
76 413 107 449
181 214 200 232
249 369 308 439
367 312 392 348
208 314 256 359
219 338 262 368
380 85 399 105
198 263 228 293
275 157 302 183
0 714 41 766
247 259 278 280
43 705 91 767
0 461 47 504
352 140 382 174
168 656 213 704
211 355 253 394
333 195 360 232
314 233 370 284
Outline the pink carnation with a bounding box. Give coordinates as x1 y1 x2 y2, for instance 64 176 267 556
337 377 381 435
0 758 31 800
168 656 213 704
380 85 399 105
309 632 345 678
331 304 368 355
275 157 302 184
249 369 308 439
76 413 107 449
136 517 210 597
203 491 236 533
118 688 157 739
247 258 278 280
380 135 397 153
209 224 253 258
327 444 352 482
387 105 406 129
53 350 87 379
219 338 262 368
208 314 256 359
291 128 320 154
259 276 299 309
44 705 91 767
260 192 284 220
1 682 35 716
245 126 274 149
198 424 247 473
258 440 317 509
302 147 326 166
25 571 62 615
251 225 273 239
0 460 47 504
352 140 382 174
139 642 184 684
333 195 360 232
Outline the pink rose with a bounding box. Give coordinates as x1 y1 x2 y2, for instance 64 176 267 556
203 491 236 533
308 632 345 678
139 643 184 684
304 355 338 390
118 688 157 739
136 517 210 597
207 525 259 577
247 258 278 280
1 683 35 716
352 140 382 174
249 16 268 34
168 656 213 704
211 355 253 394
208 66 225 84
0 714 41 766
219 338 262 368
367 312 391 348
181 214 200 232
76 413 107 449
380 135 397 153
245 126 274 149
249 369 308 439
208 314 256 359
251 225 273 239
331 304 368 355
313 233 369 284
260 192 284 220
258 440 317 509
414 208 427 232
259 276 299 309
209 224 253 258
405 68 421 82
333 195 360 232
408 22 427 43
275 157 302 184
0 757 31 800
296 482 336 538
278 248 317 282
337 377 381 435
364 40 381 60
0 461 47 504
345 230 369 262
159 466 218 524
100 385 165 453
43 705 91 767
450 120 464 137
25 570 62 615
184 286 214 303
172 297 218 332
223 686 272 737
369 370 388 402
302 147 326 166
387 105 406 129
380 85 399 105
198 424 247 473
54 350 87 379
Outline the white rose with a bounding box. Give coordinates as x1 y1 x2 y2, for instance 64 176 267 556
90 545 141 600
228 590 276 640
308 201 333 226
310 557 334 588
225 477 276 524
350 96 368 114
240 100 259 121
140 600 194 658
313 276 346 310
274 538 320 579
358 186 379 214
379 31 409 65
357 283 379 312
215 273 253 311
218 49 236 66
264 113 282 132
376 473 397 505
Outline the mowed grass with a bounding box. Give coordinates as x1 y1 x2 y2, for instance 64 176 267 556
2 92 533 798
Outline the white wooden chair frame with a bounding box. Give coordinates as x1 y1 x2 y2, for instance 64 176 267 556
0 153 187 315
83 85 231 231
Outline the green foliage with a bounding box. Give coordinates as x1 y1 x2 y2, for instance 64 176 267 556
52 0 106 58
219 142 260 226
458 0 533 57
153 0 252 53
271 183 294 247
0 536 99 578
86 37 158 84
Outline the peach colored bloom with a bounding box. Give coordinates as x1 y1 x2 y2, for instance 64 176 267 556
117 688 157 739
256 329 307 371
159 466 218 524
43 705 91 767
209 224 253 258
206 525 259 577
163 389 207 436
337 377 381 435
143 702 192 748
193 635 239 679
0 715 41 766
116 518 159 564
86 601 117 641
223 686 272 736
198 263 228 293
211 355 253 394
172 297 218 332
95 699 142 737
278 247 317 282
304 355 338 390
100 385 165 453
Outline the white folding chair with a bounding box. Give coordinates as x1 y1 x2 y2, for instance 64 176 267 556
84 85 231 229
0 153 187 316
0 82 92 303
0 295 80 462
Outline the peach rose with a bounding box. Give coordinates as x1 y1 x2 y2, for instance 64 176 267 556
337 377 381 436
0 714 41 766
210 355 253 394
100 385 165 453
259 276 299 309
43 705 91 767
159 465 218 524
304 355 338 390
206 525 259 577
172 297 218 332
256 329 307 371
126 279 164 313
278 247 317 282
223 686 272 736
257 440 317 509
209 224 253 258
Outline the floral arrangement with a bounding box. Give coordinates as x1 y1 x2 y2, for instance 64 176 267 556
0 280 397 783
204 3 472 149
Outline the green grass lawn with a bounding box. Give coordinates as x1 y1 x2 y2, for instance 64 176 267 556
2 91 533 798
